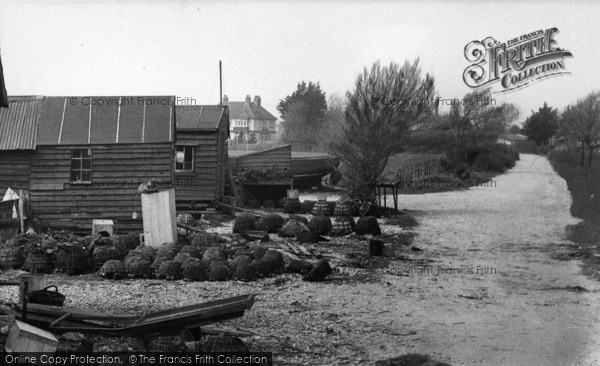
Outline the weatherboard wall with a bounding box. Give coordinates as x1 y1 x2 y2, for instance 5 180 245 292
28 143 174 232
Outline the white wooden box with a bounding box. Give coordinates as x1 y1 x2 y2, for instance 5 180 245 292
5 319 58 353
141 189 177 248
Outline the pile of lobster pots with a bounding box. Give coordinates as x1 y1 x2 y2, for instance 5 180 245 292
0 231 140 275
243 198 382 239
97 231 294 282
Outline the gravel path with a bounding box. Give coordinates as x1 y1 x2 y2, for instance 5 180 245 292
384 153 600 365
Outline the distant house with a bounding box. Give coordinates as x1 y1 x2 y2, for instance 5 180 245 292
498 133 529 146
223 95 277 142
174 105 229 210
0 96 175 232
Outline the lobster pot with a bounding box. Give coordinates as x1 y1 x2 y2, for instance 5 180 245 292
176 213 195 226
234 263 260 281
230 255 253 270
333 201 357 216
284 199 302 214
355 216 382 236
202 247 226 262
98 260 125 277
114 233 139 257
311 201 333 216
262 250 284 273
256 214 285 233
233 213 257 234
125 257 152 278
55 246 87 275
287 189 300 199
308 216 332 236
22 251 54 274
191 232 221 247
148 336 189 353
156 242 180 260
180 245 203 259
279 220 309 238
301 200 316 214
0 247 24 269
208 260 230 281
182 259 208 281
158 260 182 280
200 335 248 353
92 247 121 271
330 217 356 237
174 252 193 264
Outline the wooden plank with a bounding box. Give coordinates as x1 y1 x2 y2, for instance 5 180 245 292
298 245 311 256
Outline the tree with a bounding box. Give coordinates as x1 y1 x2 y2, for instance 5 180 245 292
560 91 600 166
278 81 327 144
508 124 521 134
521 103 558 146
325 59 437 201
448 88 519 143
247 131 257 144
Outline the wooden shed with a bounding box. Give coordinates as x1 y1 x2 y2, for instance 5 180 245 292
174 105 229 211
0 96 175 232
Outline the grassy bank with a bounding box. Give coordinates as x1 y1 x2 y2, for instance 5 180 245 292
548 150 600 279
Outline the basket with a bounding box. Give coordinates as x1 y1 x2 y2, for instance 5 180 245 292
148 336 189 353
301 200 316 214
355 216 382 236
330 217 356 237
255 214 285 233
55 244 87 275
208 260 230 281
333 201 358 216
182 259 208 281
232 213 257 234
125 257 152 278
92 246 121 271
98 259 125 278
191 232 221 247
28 285 65 307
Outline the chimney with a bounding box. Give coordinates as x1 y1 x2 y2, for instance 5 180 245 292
254 95 261 106
245 95 251 103
223 94 229 103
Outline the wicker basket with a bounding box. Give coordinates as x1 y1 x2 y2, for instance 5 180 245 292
177 213 195 226
330 217 356 237
173 252 193 264
308 216 332 236
114 233 139 257
261 250 285 273
182 259 208 281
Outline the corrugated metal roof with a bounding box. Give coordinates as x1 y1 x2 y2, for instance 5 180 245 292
0 96 43 150
37 96 174 145
176 105 226 130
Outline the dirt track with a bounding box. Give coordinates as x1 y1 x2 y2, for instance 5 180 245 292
376 153 600 365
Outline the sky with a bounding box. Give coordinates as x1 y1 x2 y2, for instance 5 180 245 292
0 0 597 125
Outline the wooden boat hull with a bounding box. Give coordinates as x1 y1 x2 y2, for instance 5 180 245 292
291 154 340 186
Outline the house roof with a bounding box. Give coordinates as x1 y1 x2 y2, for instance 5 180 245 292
175 105 227 131
224 101 277 121
0 96 174 150
0 96 43 150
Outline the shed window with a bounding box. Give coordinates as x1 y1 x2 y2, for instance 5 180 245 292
175 146 194 172
70 149 92 183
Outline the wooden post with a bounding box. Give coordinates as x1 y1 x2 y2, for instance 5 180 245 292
18 189 24 234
